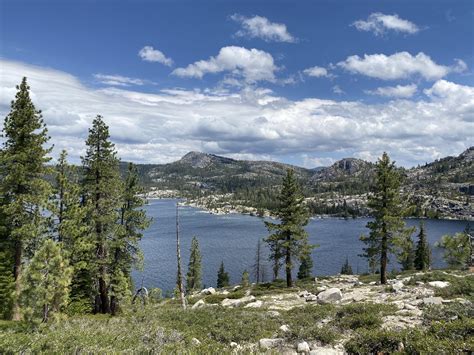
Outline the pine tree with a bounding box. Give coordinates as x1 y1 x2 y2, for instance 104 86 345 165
52 150 94 313
397 234 416 271
0 78 52 320
217 261 230 288
241 270 250 287
436 228 471 269
265 169 312 287
297 242 314 280
110 163 150 314
186 236 202 292
340 257 353 275
360 153 411 284
82 116 121 314
20 239 72 323
414 222 431 271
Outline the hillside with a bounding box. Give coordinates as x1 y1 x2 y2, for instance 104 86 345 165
129 148 473 220
1 270 472 353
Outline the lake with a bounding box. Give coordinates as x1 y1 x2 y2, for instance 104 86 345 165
132 198 471 292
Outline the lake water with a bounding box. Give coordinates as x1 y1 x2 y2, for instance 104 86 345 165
132 198 471 292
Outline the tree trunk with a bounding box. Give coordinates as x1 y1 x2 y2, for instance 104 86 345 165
285 240 293 287
98 274 110 313
42 304 49 323
12 240 22 321
380 234 388 284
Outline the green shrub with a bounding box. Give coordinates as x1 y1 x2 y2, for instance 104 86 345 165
335 303 397 330
423 302 474 324
344 329 405 354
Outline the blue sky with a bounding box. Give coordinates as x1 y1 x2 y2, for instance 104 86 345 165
0 0 473 167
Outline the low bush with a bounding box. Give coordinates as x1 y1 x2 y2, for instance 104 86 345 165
335 303 397 330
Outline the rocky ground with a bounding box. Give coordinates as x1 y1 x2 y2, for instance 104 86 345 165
187 270 473 354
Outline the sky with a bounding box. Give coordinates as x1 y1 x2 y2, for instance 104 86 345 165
0 0 473 167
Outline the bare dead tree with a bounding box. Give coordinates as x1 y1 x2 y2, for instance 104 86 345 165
176 203 187 309
253 239 263 284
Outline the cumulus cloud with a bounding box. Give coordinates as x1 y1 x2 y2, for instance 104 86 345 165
332 85 344 94
338 52 467 80
172 46 278 83
1 59 473 167
303 66 329 78
366 84 417 98
138 46 173 66
231 14 296 43
353 13 420 36
93 74 152 87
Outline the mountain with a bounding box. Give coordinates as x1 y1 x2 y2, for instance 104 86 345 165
127 148 473 219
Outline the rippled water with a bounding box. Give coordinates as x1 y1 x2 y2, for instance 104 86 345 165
132 198 470 292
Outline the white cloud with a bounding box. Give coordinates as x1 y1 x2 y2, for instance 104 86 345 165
138 46 173 66
366 84 417 98
332 85 344 94
231 14 296 43
172 46 278 83
93 74 152 86
1 59 473 167
303 66 329 78
338 52 466 81
353 13 420 36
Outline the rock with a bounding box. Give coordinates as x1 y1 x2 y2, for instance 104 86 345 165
191 299 206 309
232 285 241 291
404 303 417 310
428 281 450 288
221 290 230 295
423 297 443 305
244 300 263 308
391 281 405 292
317 288 342 304
259 338 285 350
200 287 216 295
222 295 256 307
299 290 310 298
191 338 201 345
416 281 424 286
369 281 377 285
230 342 238 348
297 341 310 354
316 286 327 292
279 324 290 332
309 347 344 355
305 294 318 302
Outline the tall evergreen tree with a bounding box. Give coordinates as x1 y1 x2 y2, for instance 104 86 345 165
110 163 150 314
217 261 230 288
52 150 93 313
436 228 471 269
414 222 431 271
186 236 202 292
81 116 121 314
360 153 411 284
297 242 314 280
20 239 72 323
265 169 311 287
0 78 52 320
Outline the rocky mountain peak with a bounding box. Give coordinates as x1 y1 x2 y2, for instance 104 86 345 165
179 151 236 169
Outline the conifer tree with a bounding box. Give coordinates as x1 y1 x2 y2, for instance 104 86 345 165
265 169 312 287
186 236 202 292
53 150 94 313
241 270 250 287
110 163 150 314
82 116 121 314
436 228 471 269
297 242 314 280
414 222 431 271
340 257 353 275
360 153 411 284
217 261 230 288
397 234 416 271
0 78 52 320
20 239 72 323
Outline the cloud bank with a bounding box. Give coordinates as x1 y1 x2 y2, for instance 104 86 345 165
1 59 472 167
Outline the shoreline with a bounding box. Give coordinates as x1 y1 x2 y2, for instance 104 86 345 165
144 196 473 222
